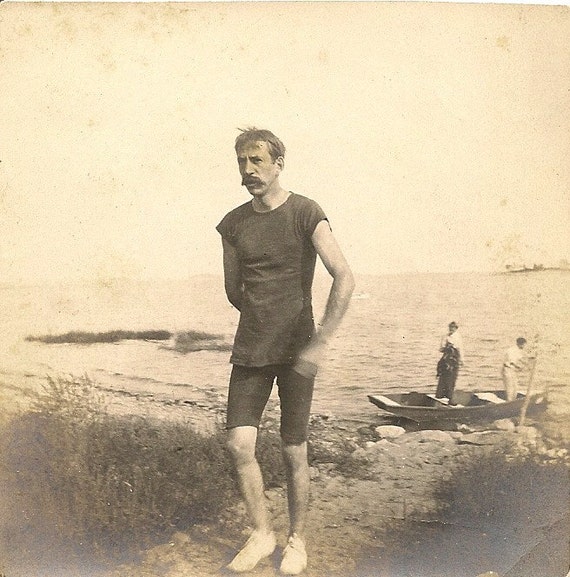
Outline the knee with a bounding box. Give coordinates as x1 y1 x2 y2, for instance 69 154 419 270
227 433 256 465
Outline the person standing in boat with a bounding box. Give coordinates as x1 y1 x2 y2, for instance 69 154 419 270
502 337 527 401
435 321 463 403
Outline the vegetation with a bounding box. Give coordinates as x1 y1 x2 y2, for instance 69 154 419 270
25 330 172 344
24 329 233 353
431 443 569 526
3 373 568 575
0 376 282 571
369 443 570 577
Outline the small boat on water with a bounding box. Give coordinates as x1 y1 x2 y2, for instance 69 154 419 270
368 389 548 424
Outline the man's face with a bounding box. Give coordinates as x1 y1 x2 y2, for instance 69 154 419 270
236 141 283 197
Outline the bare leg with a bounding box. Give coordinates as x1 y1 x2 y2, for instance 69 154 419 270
227 425 272 534
226 426 276 572
280 441 310 574
282 441 310 539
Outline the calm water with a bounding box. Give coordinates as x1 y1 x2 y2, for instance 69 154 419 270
1 271 568 429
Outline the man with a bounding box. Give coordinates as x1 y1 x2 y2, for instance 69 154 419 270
435 321 463 403
502 337 527 401
216 128 354 575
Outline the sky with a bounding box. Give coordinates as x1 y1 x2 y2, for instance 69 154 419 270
1 2 569 283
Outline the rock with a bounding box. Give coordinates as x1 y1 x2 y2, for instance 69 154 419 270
317 462 337 475
312 411 335 422
351 447 369 461
309 466 320 480
374 425 406 440
392 431 422 444
516 425 539 440
374 438 393 448
363 439 394 458
459 431 504 445
458 423 475 433
418 430 455 443
170 532 191 546
538 447 569 462
493 418 515 431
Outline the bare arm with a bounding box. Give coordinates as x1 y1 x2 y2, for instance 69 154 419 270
221 238 244 311
294 220 355 375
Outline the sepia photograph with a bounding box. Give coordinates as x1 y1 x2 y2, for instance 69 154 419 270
0 2 569 576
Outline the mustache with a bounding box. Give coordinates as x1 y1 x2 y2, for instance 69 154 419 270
242 177 264 186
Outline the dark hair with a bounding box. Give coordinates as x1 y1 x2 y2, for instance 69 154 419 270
516 337 527 346
235 127 286 162
449 322 458 328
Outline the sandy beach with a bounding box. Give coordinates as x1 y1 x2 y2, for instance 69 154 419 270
102 395 569 577
2 370 567 577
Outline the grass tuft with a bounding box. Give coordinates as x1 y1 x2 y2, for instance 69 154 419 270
364 443 570 577
0 376 241 569
431 443 570 527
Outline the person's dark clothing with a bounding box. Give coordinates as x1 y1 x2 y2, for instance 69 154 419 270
216 192 327 367
436 344 460 400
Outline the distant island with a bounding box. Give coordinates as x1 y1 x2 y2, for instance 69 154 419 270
503 260 570 274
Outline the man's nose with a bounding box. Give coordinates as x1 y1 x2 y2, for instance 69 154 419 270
244 159 256 174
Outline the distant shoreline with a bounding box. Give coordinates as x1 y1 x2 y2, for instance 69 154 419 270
501 266 570 275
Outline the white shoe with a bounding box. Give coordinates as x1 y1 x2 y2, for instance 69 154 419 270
227 530 276 573
280 533 307 575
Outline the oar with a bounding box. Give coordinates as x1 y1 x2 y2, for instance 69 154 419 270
519 339 539 427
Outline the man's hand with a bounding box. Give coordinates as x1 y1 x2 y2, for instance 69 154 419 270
292 358 319 379
293 341 326 378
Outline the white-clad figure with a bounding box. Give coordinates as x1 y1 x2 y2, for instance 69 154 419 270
502 337 528 401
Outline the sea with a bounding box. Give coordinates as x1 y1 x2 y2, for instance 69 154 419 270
1 271 569 436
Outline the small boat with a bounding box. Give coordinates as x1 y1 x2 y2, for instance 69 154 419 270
367 389 548 424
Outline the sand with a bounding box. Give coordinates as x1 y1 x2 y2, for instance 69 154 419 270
100 399 569 577
1 374 568 577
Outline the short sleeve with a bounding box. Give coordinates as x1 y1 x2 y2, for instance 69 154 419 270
299 197 328 239
216 212 236 245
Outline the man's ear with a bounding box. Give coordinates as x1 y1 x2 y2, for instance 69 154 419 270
275 156 285 172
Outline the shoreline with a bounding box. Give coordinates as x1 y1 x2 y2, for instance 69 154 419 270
1 370 569 577
102 399 569 577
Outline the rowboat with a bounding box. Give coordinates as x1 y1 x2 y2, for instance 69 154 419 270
367 390 548 424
